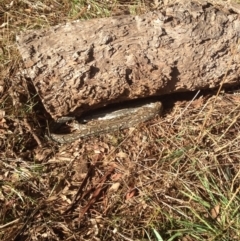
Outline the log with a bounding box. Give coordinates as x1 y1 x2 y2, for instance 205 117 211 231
17 0 240 120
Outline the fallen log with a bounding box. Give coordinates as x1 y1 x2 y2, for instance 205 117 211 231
17 0 240 120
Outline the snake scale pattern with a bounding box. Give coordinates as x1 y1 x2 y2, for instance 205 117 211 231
50 102 162 144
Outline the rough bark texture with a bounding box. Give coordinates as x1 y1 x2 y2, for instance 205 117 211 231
17 0 240 120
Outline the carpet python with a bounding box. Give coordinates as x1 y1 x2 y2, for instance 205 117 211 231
49 101 162 144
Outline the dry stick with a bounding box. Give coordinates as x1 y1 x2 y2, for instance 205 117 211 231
13 201 46 241
218 107 240 141
64 164 95 214
113 230 134 241
172 90 200 126
64 124 155 213
200 101 240 148
224 186 240 212
197 41 239 143
72 6 88 20
0 218 20 229
214 133 240 153
197 91 223 143
78 166 115 222
23 118 42 147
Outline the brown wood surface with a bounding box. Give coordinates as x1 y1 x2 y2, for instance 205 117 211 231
17 0 240 120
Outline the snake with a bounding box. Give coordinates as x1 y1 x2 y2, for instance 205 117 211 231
49 101 162 144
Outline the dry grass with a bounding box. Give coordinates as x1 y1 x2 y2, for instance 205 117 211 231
0 0 240 240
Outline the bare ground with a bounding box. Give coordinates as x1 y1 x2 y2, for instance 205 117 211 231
0 1 239 241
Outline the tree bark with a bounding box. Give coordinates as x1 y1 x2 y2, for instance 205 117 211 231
17 0 240 120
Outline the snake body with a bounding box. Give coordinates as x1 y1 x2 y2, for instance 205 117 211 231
50 101 162 144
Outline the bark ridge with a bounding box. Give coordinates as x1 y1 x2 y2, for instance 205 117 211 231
17 0 240 119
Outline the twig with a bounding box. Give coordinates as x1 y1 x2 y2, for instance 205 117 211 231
78 166 115 222
172 90 200 126
64 164 95 214
23 118 43 147
0 218 20 229
13 201 45 241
